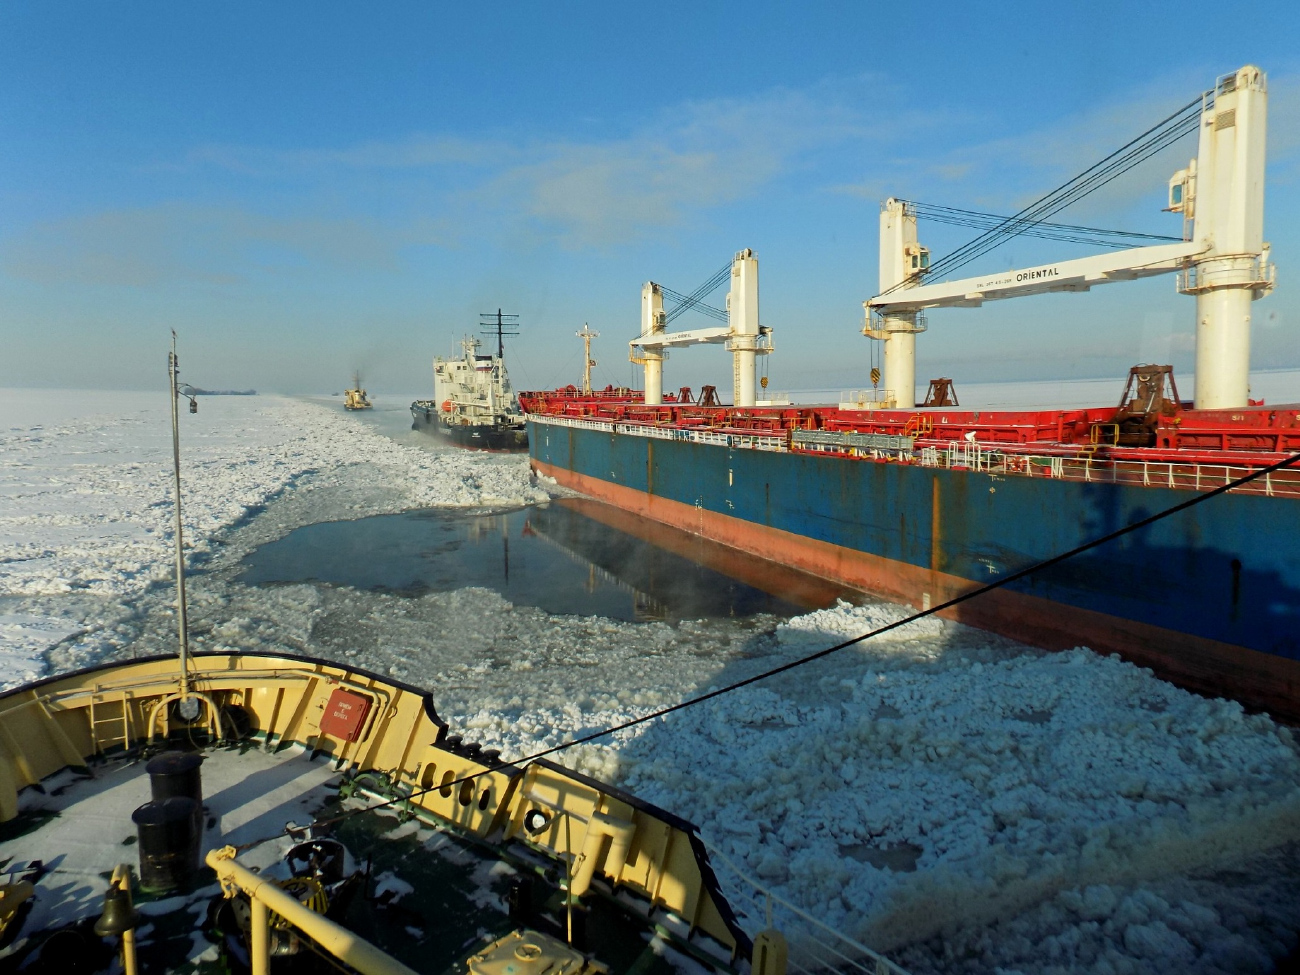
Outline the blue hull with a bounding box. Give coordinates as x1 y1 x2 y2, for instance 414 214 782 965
529 419 1300 714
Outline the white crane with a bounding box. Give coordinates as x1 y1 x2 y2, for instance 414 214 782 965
865 65 1274 411
629 249 773 407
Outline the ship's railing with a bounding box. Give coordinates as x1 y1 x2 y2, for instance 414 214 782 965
527 414 1300 498
699 838 912 975
528 413 788 452
207 846 419 975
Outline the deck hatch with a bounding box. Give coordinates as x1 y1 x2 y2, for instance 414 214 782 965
319 688 373 742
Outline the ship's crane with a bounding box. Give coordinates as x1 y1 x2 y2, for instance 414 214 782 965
866 65 1274 411
630 249 773 407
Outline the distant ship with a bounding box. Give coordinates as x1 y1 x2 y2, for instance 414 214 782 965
343 372 372 410
412 313 528 450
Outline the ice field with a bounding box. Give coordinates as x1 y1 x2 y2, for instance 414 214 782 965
2 388 1299 974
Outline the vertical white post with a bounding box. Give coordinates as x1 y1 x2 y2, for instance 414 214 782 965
576 324 600 396
1185 66 1273 410
644 358 663 405
872 199 923 409
640 283 666 405
728 249 759 407
884 331 916 410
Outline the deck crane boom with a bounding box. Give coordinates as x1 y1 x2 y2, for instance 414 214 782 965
866 65 1274 410
630 249 773 407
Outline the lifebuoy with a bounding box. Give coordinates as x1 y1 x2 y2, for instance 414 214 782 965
441 400 452 412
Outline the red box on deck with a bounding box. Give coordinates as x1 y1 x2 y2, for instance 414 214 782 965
319 688 372 742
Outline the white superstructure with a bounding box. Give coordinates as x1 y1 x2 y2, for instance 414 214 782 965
432 336 523 429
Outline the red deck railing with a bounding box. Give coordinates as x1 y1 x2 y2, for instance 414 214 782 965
520 389 1300 461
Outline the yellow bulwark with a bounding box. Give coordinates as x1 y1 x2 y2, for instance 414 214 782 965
0 653 749 964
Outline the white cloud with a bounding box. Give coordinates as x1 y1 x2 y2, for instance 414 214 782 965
468 89 871 246
170 86 877 249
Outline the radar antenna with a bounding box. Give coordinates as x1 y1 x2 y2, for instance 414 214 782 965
480 309 520 360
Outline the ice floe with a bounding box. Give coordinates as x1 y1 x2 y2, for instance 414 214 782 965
2 387 1298 973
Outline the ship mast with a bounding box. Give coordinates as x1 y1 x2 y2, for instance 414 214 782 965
576 324 599 395
168 332 196 711
161 334 225 737
480 309 520 360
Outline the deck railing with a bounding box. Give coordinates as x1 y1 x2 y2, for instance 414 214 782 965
526 413 1300 499
206 847 419 975
699 838 912 975
839 389 894 411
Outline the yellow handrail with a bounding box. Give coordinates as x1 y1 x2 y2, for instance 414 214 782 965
206 847 420 975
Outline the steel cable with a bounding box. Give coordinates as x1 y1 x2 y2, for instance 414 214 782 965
280 448 1300 841
877 94 1205 299
906 202 1183 250
663 261 734 325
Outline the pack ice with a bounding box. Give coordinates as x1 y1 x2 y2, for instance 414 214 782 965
2 389 1298 974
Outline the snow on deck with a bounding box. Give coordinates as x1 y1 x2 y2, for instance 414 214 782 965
0 743 338 945
1 387 1298 973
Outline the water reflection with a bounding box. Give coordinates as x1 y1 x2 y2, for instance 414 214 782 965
240 498 858 623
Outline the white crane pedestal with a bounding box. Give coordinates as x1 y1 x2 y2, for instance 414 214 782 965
631 250 773 407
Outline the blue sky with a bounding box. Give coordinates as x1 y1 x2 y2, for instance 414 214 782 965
2 2 1297 397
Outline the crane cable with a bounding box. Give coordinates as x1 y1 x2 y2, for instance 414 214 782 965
903 202 1184 250
663 260 733 325
280 448 1300 841
660 285 729 324
878 93 1205 299
923 96 1202 281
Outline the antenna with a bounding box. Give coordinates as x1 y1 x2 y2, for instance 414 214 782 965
576 324 600 395
168 331 194 711
479 309 520 359
167 332 220 734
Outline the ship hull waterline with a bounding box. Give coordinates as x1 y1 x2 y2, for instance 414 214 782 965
412 406 528 451
529 423 1300 722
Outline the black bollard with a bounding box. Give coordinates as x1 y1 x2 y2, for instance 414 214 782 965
131 797 199 892
146 750 204 834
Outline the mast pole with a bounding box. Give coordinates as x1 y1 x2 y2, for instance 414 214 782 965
168 331 191 699
478 309 518 361
576 324 600 396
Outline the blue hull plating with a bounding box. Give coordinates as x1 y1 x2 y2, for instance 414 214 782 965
530 420 1300 666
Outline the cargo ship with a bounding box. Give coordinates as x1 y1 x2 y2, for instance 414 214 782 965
522 66 1300 720
412 332 528 450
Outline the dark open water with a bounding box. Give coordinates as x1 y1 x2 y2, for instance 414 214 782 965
240 497 858 623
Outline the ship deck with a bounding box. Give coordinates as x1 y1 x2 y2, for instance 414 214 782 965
0 742 706 975
0 743 333 967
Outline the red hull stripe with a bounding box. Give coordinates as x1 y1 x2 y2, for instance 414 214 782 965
533 459 1300 721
